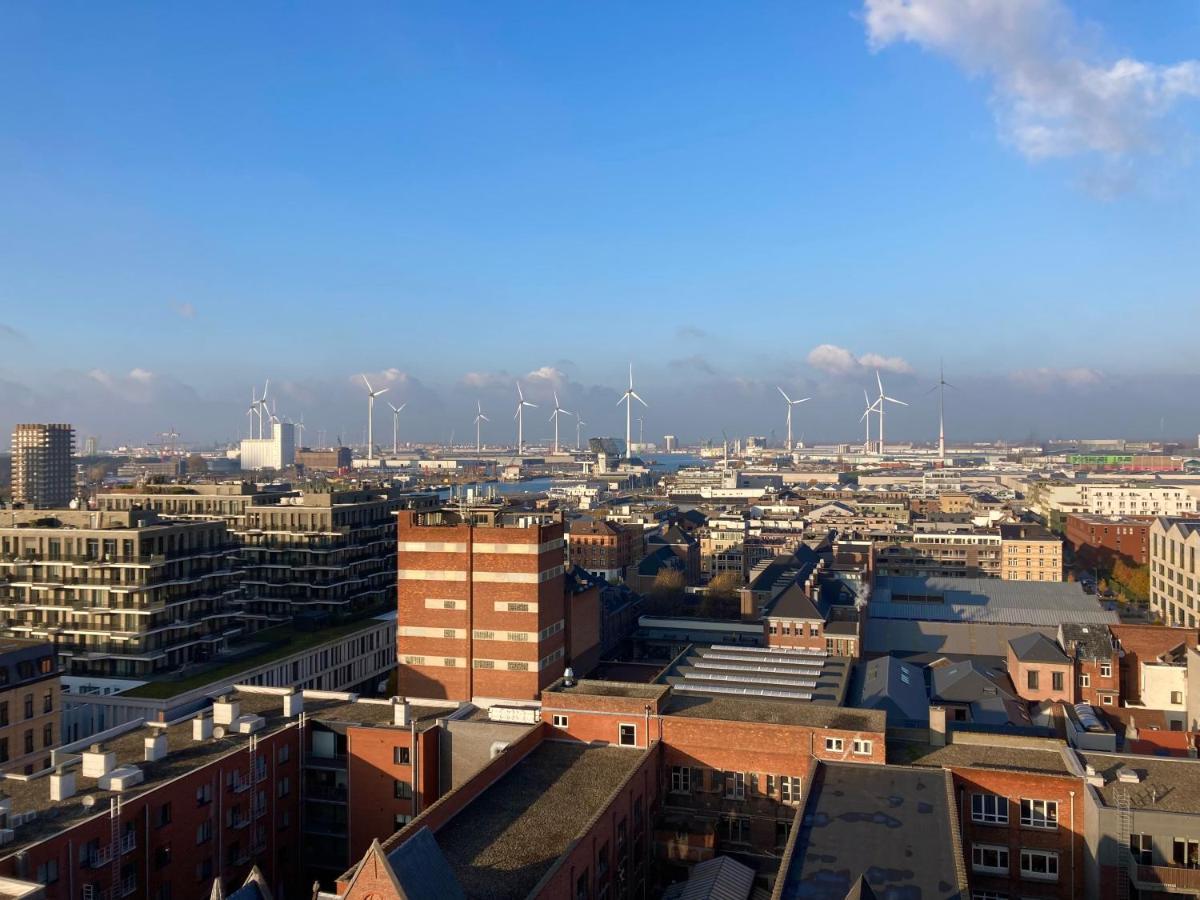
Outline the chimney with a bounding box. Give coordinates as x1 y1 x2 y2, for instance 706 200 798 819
81 746 116 778
213 696 240 726
283 691 304 717
49 771 76 801
193 716 214 742
392 697 411 728
144 733 168 762
929 706 947 747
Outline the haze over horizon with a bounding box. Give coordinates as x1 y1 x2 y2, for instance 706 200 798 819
2 0 1198 446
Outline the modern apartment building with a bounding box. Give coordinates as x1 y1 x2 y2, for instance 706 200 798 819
0 640 60 775
874 528 1003 579
1148 518 1200 628
395 508 568 702
999 523 1064 582
0 509 241 677
10 424 74 509
99 483 431 627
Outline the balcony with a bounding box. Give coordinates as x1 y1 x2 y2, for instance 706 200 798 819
1131 861 1200 895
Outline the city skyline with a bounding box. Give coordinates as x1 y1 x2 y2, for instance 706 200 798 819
1 0 1198 444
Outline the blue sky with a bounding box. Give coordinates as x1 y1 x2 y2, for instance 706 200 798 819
1 1 1198 446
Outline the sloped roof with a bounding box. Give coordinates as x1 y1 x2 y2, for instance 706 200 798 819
386 828 466 900
857 655 929 724
766 582 823 621
843 876 878 900
1009 631 1069 664
226 867 273 900
661 855 756 900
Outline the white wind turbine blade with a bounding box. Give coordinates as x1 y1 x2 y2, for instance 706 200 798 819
778 386 791 404
631 392 647 407
360 374 373 393
262 379 270 402
479 414 489 422
793 397 811 406
876 370 884 396
884 396 908 406
374 387 389 398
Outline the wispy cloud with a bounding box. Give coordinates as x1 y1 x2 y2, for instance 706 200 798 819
0 324 26 343
170 302 197 319
676 325 709 340
807 344 913 376
863 0 1200 168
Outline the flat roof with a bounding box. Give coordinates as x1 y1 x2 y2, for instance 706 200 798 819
865 619 1061 658
0 691 431 857
780 762 966 900
663 693 883 732
546 679 670 700
660 645 851 705
432 741 646 900
1078 752 1200 814
871 576 1118 627
888 739 1072 776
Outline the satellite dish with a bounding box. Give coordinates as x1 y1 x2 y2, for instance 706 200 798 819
213 726 226 739
80 795 96 809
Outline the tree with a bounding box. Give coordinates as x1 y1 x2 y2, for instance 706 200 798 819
186 454 208 475
706 572 742 602
647 568 687 615
1112 558 1150 603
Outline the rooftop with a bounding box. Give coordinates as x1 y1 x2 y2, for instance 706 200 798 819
871 575 1118 627
661 645 851 705
432 741 646 900
780 762 966 900
1078 752 1200 814
888 738 1072 776
546 678 670 700
663 692 883 732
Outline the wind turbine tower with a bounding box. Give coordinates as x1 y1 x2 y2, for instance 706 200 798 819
617 363 647 459
514 383 537 455
873 371 908 455
928 361 955 460
548 392 573 454
777 387 810 451
860 390 879 454
387 401 406 456
359 374 389 461
474 401 489 454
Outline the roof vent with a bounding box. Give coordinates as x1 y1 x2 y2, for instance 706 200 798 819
1117 767 1141 784
98 766 144 792
213 697 241 726
144 734 168 762
81 748 116 779
50 771 76 802
193 716 213 742
283 691 303 717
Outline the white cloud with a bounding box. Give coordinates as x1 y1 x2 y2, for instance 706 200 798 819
525 366 566 386
128 368 155 383
1010 366 1103 390
170 302 196 319
807 344 912 376
863 0 1200 162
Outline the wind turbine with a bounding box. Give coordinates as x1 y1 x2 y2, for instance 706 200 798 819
874 370 908 455
617 363 647 459
246 387 259 439
860 390 880 453
575 416 586 451
474 401 489 454
777 387 810 451
295 415 306 449
359 374 388 461
387 401 406 456
548 392 573 455
927 360 955 460
514 383 537 454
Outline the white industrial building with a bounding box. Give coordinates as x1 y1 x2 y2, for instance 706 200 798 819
238 420 295 470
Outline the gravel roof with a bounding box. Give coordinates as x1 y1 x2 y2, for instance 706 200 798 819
888 739 1072 775
663 693 883 732
548 679 670 700
1078 752 1200 814
433 741 645 900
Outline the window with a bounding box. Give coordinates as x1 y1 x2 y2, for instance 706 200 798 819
1078 673 1090 688
42 723 53 748
277 745 290 764
43 692 53 714
721 816 749 844
852 739 872 755
1102 694 1115 706
971 793 1009 825
1021 799 1058 829
394 813 412 830
971 844 1009 875
1027 671 1039 691
1100 663 1112 678
196 784 212 806
0 702 8 726
1052 671 1064 691
196 820 213 845
724 771 745 799
1171 691 1184 705
1130 833 1152 865
157 803 172 828
394 780 412 800
23 694 32 719
779 776 801 804
1020 849 1059 881
23 731 33 754
1174 838 1200 868
393 747 411 765
552 714 569 729
670 766 691 794
277 776 290 798
36 859 59 884
575 869 590 900
195 858 213 883
154 844 172 870
618 724 636 747
825 737 844 752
